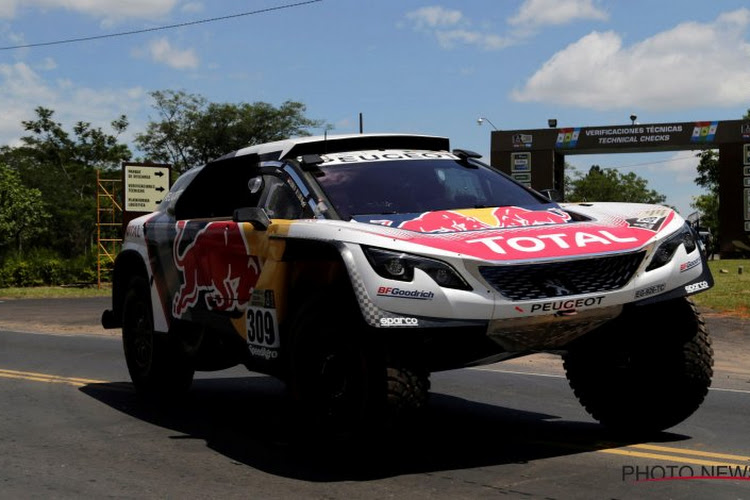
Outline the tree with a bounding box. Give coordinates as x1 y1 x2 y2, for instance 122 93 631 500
0 107 132 257
135 90 326 173
0 164 49 253
566 165 667 205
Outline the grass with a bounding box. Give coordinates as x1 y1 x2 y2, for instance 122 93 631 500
0 259 747 316
0 284 111 299
690 259 750 318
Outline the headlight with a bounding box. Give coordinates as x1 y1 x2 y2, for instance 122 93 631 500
645 223 698 271
363 246 472 290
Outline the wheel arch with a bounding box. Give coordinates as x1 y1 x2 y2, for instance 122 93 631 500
109 250 150 327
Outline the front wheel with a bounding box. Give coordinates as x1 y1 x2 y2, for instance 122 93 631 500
286 294 429 436
563 297 713 434
122 276 194 398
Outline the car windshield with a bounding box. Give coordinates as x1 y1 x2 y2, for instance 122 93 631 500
314 157 549 220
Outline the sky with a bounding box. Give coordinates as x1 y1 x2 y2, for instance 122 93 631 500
1 0 749 217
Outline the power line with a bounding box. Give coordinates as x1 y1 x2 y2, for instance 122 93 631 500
0 0 322 51
609 153 700 170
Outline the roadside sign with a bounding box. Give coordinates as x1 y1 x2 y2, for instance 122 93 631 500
123 163 170 212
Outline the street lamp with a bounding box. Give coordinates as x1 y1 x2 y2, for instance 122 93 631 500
477 117 498 130
630 114 637 125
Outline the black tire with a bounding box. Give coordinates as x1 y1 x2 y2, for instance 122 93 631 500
122 276 194 398
563 297 713 434
287 294 429 435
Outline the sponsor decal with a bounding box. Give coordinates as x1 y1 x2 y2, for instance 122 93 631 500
512 133 533 148
320 150 458 165
125 224 144 239
679 257 701 273
172 221 261 317
248 345 279 360
247 289 280 353
377 286 434 300
691 121 718 143
626 216 667 232
396 206 571 234
466 229 637 256
685 281 710 294
742 122 750 140
529 296 604 313
635 283 666 299
379 317 419 327
556 128 580 148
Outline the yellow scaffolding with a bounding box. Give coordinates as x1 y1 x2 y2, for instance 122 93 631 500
96 170 122 288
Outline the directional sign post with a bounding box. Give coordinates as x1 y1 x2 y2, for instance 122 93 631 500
123 163 171 213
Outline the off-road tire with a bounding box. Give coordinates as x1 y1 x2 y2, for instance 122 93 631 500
563 297 713 434
287 294 430 435
122 276 194 398
387 366 430 416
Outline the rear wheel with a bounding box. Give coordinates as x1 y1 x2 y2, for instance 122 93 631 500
122 276 194 398
563 297 713 434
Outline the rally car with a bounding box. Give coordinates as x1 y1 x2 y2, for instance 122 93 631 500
102 133 714 434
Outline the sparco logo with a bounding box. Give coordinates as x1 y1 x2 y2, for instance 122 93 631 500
379 317 419 327
685 281 709 293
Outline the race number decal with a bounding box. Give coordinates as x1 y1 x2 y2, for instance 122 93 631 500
246 290 280 360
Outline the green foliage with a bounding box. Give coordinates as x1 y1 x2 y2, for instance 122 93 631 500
0 249 98 287
0 163 49 253
694 149 719 194
566 165 667 205
135 90 327 173
0 107 131 257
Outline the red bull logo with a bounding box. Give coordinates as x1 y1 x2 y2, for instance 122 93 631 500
399 211 490 233
172 221 261 317
494 206 570 227
397 206 570 233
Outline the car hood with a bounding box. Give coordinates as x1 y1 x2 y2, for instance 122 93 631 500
345 203 679 261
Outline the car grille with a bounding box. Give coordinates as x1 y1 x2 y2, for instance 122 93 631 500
478 252 646 301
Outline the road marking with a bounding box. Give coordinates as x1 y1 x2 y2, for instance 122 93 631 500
0 368 106 387
3 367 750 471
599 447 749 468
471 367 750 394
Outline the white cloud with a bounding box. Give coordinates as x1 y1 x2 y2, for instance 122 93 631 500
0 0 178 22
406 6 463 29
0 61 146 146
405 6 512 51
512 9 750 110
642 152 701 184
181 2 203 14
509 0 608 27
146 37 199 70
35 57 57 70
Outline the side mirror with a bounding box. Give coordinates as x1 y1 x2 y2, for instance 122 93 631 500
539 188 563 202
233 207 271 230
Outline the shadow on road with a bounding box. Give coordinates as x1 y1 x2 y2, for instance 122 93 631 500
79 375 688 482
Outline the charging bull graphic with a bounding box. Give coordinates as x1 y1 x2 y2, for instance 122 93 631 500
398 206 571 233
172 221 261 317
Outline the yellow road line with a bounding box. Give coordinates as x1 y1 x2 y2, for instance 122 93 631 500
629 443 750 463
0 368 106 387
599 448 743 468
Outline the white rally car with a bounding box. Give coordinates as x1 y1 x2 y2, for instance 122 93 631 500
103 133 713 434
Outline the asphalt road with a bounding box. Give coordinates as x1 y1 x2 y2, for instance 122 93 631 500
1 298 749 499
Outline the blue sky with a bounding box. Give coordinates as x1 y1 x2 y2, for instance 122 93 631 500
1 0 749 216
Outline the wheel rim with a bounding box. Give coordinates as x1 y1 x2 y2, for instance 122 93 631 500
126 296 154 374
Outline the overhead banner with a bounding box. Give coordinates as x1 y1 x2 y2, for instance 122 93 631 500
556 122 717 150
